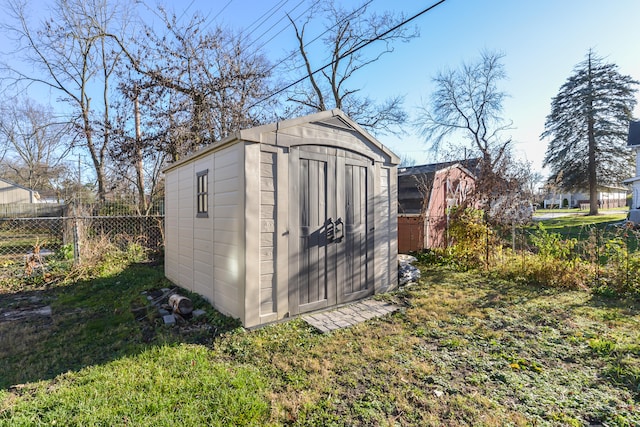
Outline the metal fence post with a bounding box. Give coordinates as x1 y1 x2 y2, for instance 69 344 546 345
595 227 600 287
625 231 630 290
72 203 81 265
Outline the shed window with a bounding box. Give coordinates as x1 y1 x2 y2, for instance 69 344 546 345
196 170 208 217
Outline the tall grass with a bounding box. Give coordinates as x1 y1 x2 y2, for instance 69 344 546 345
424 209 640 297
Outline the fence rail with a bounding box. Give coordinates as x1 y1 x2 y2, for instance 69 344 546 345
0 203 65 218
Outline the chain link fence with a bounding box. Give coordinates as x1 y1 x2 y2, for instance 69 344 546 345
399 212 640 293
0 202 164 278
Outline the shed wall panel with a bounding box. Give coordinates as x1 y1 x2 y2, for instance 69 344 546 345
374 166 392 291
176 164 195 291
192 157 214 301
0 180 38 204
164 171 180 283
258 149 277 318
209 143 244 319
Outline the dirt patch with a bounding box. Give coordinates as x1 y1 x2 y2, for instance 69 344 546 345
1 305 52 322
131 288 214 343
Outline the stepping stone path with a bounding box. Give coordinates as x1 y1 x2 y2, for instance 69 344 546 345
302 299 400 333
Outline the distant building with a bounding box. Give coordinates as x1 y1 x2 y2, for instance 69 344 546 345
624 120 640 222
542 187 627 210
0 178 41 204
398 160 477 252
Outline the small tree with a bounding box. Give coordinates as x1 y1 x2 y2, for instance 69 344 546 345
2 0 133 202
416 51 519 215
0 97 72 192
542 50 638 215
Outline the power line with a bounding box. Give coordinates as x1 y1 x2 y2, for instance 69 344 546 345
241 0 291 44
258 0 374 74
210 0 234 23
246 0 309 52
176 0 197 23
249 0 447 109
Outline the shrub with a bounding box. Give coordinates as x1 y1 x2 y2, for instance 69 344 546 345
446 207 499 269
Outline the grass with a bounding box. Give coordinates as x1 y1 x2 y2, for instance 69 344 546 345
1 260 639 426
527 211 637 256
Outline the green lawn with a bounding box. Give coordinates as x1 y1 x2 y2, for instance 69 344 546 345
1 261 638 426
531 210 632 248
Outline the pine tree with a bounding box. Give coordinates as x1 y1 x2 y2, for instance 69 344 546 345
542 50 638 215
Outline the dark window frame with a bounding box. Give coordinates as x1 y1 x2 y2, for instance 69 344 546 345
196 170 209 218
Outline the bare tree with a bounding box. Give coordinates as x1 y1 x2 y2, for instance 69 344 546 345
118 8 273 162
0 97 72 192
1 0 133 202
287 0 417 134
416 51 515 211
110 82 167 214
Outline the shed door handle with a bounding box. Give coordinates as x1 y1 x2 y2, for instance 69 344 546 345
335 218 344 242
326 218 335 242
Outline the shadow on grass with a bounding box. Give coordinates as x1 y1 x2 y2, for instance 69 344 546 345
0 262 241 389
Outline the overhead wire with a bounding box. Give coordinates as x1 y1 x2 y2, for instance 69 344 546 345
249 0 448 109
176 0 197 23
210 0 234 23
240 0 291 44
246 0 308 52
259 0 375 80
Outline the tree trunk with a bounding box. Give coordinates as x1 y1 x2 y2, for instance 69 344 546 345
134 89 148 214
587 54 598 216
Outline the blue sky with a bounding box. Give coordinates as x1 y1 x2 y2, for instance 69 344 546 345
192 0 640 176
5 0 640 179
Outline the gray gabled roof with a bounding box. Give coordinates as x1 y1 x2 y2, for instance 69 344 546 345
165 109 400 172
0 177 38 193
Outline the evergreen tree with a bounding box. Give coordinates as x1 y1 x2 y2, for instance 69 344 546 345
542 50 638 215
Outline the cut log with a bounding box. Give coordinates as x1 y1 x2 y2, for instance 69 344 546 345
168 294 193 315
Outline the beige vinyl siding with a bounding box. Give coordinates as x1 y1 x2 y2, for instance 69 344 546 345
192 158 214 302
164 143 244 321
211 144 244 319
164 170 179 284
259 149 277 318
0 180 37 204
177 163 195 291
375 166 391 292
257 122 386 163
388 165 399 287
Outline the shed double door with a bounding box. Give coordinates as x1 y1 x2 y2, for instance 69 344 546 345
289 147 374 315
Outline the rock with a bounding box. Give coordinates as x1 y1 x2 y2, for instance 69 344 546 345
433 389 444 398
398 255 421 286
192 309 206 317
163 314 176 325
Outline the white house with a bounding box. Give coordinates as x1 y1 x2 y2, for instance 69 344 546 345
543 187 627 210
624 121 640 222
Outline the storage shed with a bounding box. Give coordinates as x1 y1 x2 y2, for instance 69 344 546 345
164 109 399 328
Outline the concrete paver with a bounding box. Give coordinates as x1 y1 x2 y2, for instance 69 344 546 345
302 298 400 333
